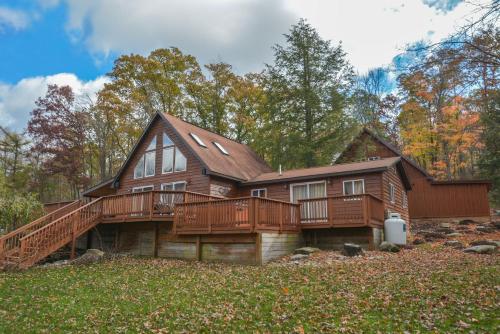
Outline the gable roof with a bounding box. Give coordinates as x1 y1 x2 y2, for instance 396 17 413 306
111 112 272 186
244 156 412 190
159 113 272 181
336 127 433 179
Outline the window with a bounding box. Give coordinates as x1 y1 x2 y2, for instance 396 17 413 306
161 181 187 191
134 137 156 179
290 181 326 203
131 185 154 215
190 133 206 147
389 183 395 203
162 132 187 173
213 141 229 155
403 192 408 208
251 188 267 197
343 179 365 195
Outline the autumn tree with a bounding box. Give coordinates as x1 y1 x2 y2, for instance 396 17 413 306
27 85 89 198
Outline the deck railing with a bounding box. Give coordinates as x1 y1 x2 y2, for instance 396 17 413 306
174 197 300 234
0 200 81 260
18 198 103 268
298 194 384 228
101 191 220 221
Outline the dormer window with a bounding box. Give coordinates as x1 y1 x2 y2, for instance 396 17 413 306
162 132 187 173
134 136 156 179
190 133 206 147
213 141 229 155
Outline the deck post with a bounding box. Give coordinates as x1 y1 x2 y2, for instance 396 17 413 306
363 195 370 226
327 198 334 227
279 202 283 233
149 192 154 220
255 233 262 265
208 201 212 234
70 216 77 260
0 238 5 262
196 236 202 261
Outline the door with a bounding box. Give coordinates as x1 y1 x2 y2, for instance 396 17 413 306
159 182 186 213
291 181 327 223
132 186 154 215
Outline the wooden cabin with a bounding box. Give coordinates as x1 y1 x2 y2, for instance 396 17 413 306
336 128 491 224
2 114 411 268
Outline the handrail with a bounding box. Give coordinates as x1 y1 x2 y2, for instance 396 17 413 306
298 193 383 203
0 200 81 257
175 196 300 207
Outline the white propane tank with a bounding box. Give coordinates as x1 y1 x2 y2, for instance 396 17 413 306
384 213 407 245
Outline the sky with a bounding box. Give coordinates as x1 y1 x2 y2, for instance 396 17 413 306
0 0 487 131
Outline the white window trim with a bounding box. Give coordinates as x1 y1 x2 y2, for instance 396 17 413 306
161 181 187 191
162 132 187 174
174 148 187 173
213 141 229 155
190 133 207 147
289 180 327 202
402 192 408 208
342 179 365 196
134 136 157 179
389 183 395 204
132 185 154 192
144 151 156 178
251 188 267 197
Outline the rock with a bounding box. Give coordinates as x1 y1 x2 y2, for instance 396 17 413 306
469 240 500 247
446 232 462 237
476 226 495 233
444 240 464 249
342 243 364 257
455 225 470 231
379 241 401 252
294 247 320 255
42 260 70 268
436 227 455 234
458 219 475 225
440 222 451 228
463 245 496 254
491 221 500 229
71 249 105 265
413 238 425 245
290 254 309 261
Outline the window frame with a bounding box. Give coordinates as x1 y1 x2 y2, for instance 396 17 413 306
402 192 408 208
342 179 365 196
213 141 229 155
389 182 395 204
189 132 207 147
132 185 154 193
162 132 187 174
289 180 327 203
251 188 267 198
134 136 157 179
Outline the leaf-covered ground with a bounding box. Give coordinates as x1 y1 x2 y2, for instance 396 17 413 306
0 246 498 333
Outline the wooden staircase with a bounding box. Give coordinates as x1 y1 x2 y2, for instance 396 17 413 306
0 199 103 269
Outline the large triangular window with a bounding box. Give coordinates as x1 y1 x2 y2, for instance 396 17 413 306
134 136 157 179
162 132 187 173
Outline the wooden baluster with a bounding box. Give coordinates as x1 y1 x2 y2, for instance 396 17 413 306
149 192 154 220
207 201 212 233
70 215 77 260
328 198 334 227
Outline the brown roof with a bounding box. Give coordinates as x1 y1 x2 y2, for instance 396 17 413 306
244 157 407 186
160 113 272 181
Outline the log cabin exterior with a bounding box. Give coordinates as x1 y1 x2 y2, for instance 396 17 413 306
336 128 491 224
3 114 412 268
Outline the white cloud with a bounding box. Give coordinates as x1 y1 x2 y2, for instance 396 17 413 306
59 0 487 74
62 0 297 73
0 6 30 32
285 0 485 73
0 74 109 132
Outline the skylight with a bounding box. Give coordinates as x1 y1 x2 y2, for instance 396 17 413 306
190 133 206 147
213 141 229 155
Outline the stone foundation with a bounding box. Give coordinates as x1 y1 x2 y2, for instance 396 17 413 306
303 227 383 251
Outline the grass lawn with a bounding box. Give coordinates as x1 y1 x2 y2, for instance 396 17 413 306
0 246 498 333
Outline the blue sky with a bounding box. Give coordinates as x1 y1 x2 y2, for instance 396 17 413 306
0 0 484 131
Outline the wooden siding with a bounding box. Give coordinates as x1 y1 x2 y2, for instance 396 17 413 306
237 172 384 202
382 166 410 222
410 181 490 218
116 117 210 195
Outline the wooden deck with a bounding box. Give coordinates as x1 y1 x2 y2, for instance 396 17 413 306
1 191 386 269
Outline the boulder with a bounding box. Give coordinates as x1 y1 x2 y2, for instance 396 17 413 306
413 238 425 245
379 241 400 252
420 231 446 241
436 227 455 234
439 222 451 228
71 249 105 265
342 243 364 257
463 245 496 254
476 226 495 234
491 221 500 229
469 240 500 247
458 219 475 225
290 254 309 261
294 247 320 255
444 240 464 249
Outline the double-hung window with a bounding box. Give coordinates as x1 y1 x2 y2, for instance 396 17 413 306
162 132 187 173
134 137 156 179
343 179 365 196
389 183 395 203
